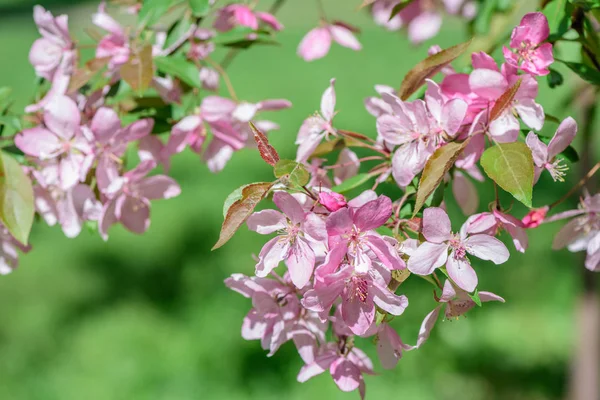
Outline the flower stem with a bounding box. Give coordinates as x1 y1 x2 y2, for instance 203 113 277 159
549 160 600 210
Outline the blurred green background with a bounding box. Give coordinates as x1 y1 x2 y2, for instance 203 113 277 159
0 0 598 399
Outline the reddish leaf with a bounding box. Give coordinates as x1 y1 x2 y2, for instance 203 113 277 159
399 39 472 100
68 57 111 93
250 122 280 167
120 44 154 93
489 78 522 122
212 182 274 250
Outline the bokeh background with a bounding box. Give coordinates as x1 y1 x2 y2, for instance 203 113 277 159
0 0 598 399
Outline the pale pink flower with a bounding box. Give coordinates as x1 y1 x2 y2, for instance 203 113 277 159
213 4 282 32
93 3 130 69
247 192 327 288
99 160 181 239
187 28 216 60
297 23 361 62
86 107 154 193
412 279 504 348
468 52 545 142
551 193 600 271
503 12 554 76
333 148 360 186
297 342 374 399
29 5 72 81
465 210 528 253
302 263 408 335
296 79 337 163
452 168 482 216
225 273 326 363
526 117 577 183
364 85 395 118
16 96 93 190
407 207 509 292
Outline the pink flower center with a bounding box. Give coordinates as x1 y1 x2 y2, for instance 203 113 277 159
448 233 467 259
347 275 369 303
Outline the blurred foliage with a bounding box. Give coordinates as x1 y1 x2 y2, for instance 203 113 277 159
0 0 597 399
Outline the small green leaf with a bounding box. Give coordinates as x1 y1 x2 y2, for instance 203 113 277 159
556 59 600 85
0 151 35 244
474 0 498 34
544 0 573 40
189 0 211 16
154 56 202 88
274 160 310 187
213 182 274 250
331 173 372 193
469 290 482 306
389 0 414 21
480 142 534 207
139 0 173 27
414 140 470 215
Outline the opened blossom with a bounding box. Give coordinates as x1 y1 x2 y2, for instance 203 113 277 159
214 4 283 32
298 22 361 61
247 191 326 288
93 3 130 70
551 193 600 271
296 79 338 163
225 273 325 363
526 117 577 183
503 12 554 76
16 96 93 190
466 210 528 253
99 160 181 239
297 340 374 399
408 207 509 292
0 224 32 275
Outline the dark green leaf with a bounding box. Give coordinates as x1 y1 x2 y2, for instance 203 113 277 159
389 0 414 21
469 290 482 306
556 59 600 84
139 0 173 27
189 0 211 16
547 68 564 88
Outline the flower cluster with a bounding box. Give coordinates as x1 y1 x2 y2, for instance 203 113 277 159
223 11 600 398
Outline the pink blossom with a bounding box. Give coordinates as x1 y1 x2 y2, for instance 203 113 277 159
412 279 504 348
325 194 406 273
247 191 327 288
407 207 509 292
16 96 93 190
551 193 600 271
522 206 549 228
29 5 72 81
468 53 545 142
373 322 412 369
99 160 181 239
452 168 482 216
213 4 282 32
526 117 577 183
86 107 154 193
302 263 408 335
0 223 32 274
297 341 374 398
93 3 130 69
296 79 337 163
503 12 554 76
319 192 347 212
297 23 361 62
225 273 325 363
466 210 528 253
187 28 216 60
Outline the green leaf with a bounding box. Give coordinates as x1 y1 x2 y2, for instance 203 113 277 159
164 17 194 50
547 68 564 88
474 0 498 34
331 173 372 193
480 142 534 207
213 182 274 250
0 151 34 244
556 59 600 84
0 87 13 113
189 0 211 16
389 0 414 21
139 0 173 27
398 39 472 100
414 140 470 216
154 56 202 88
469 290 482 306
544 0 572 40
273 160 310 187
